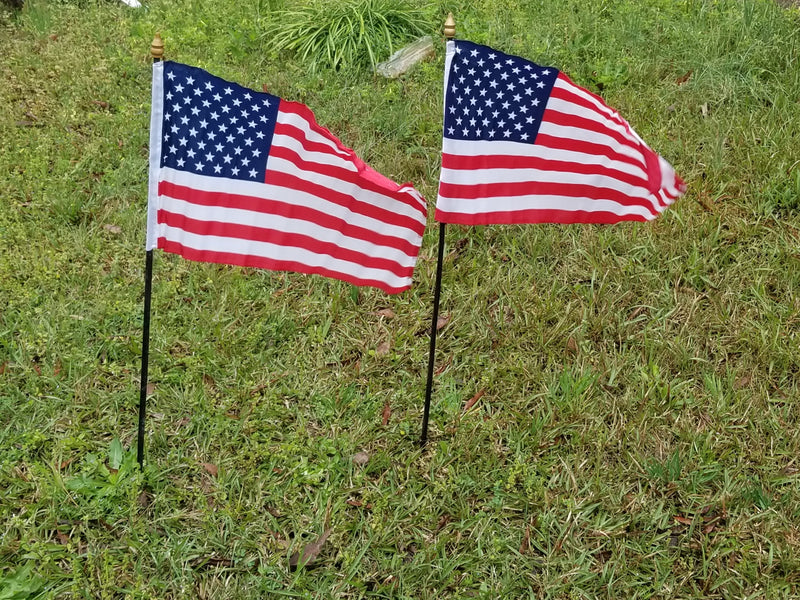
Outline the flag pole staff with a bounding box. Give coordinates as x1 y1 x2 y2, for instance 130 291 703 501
137 33 163 469
420 13 456 447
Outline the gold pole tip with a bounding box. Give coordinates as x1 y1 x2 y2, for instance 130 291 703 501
150 33 164 60
444 13 456 40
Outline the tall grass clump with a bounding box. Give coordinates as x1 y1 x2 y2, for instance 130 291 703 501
262 0 433 72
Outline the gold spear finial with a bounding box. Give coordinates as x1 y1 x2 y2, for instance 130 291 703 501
444 13 456 40
150 33 164 61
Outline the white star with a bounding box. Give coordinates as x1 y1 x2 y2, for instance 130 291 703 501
213 93 222 102
176 157 185 167
186 76 194 85
231 167 240 176
214 164 222 173
224 87 233 95
447 127 455 135
244 92 252 100
205 81 213 91
178 137 188 146
186 149 195 158
223 154 232 164
205 152 213 162
174 83 184 93
167 71 176 80
249 169 257 178
195 161 204 170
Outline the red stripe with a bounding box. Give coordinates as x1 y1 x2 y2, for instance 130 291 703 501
438 179 658 212
441 152 647 190
158 239 410 294
158 180 422 256
267 143 427 218
528 133 644 171
158 210 414 278
262 162 426 236
434 207 649 225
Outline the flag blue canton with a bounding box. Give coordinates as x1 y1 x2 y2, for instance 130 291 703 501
160 62 280 181
444 40 558 145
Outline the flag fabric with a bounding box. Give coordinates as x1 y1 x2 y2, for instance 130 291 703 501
436 40 686 225
147 61 427 294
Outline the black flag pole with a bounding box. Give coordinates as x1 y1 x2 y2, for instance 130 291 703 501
420 221 446 446
137 33 163 469
420 14 456 447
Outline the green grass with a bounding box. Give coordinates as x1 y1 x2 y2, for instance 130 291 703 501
2 0 800 597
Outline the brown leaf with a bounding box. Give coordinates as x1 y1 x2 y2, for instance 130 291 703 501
673 515 692 525
137 490 152 509
435 514 452 533
352 451 369 466
346 499 363 507
103 224 122 234
49 34 58 41
381 401 391 426
201 462 218 477
59 458 73 470
262 84 269 93
32 363 41 375
676 70 693 85
374 308 395 319
56 531 70 545
735 374 752 389
436 314 451 331
289 527 332 570
54 359 62 376
146 382 156 395
462 389 485 414
376 340 391 356
0 362 6 375
565 336 578 355
519 526 531 554
202 373 216 387
91 100 110 110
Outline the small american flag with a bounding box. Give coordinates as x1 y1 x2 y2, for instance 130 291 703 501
436 40 685 225
147 61 427 294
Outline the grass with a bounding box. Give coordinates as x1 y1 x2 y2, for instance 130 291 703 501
1 0 800 597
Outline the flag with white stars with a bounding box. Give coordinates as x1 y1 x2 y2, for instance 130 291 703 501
436 40 685 225
147 61 427 294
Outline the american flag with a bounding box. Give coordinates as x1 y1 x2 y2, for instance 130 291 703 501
147 61 427 294
436 40 685 225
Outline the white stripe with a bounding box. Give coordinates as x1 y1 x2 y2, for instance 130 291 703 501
264 156 428 225
276 108 352 157
146 61 164 250
157 225 412 289
440 166 651 198
441 138 648 180
271 132 358 172
537 121 646 167
158 196 419 266
159 167 425 244
435 193 656 219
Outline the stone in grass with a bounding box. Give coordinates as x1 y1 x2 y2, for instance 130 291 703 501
376 35 434 78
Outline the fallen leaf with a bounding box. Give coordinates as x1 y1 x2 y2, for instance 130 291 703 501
676 70 693 85
352 451 369 466
289 527 332 570
54 359 62 376
91 100 110 110
201 462 218 477
519 526 531 554
103 224 122 234
436 314 451 331
56 531 70 545
262 84 269 93
49 34 58 41
346 499 363 507
137 490 152 509
381 401 391 426
59 458 73 470
700 102 709 117
734 374 752 389
673 515 692 525
462 389 485 414
374 308 395 319
146 382 156 395
0 362 7 375
376 340 391 356
565 336 578 355
435 514 452 533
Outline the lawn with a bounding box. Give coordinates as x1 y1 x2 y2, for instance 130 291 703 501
1 0 800 598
